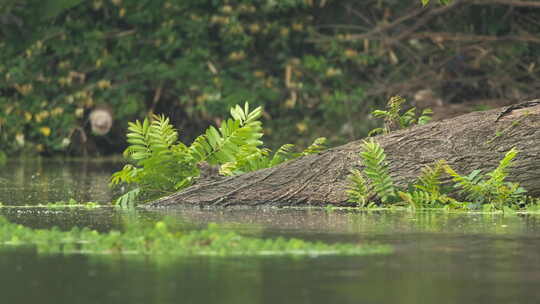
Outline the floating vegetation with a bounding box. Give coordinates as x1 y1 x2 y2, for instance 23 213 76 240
0 199 102 209
0 216 392 257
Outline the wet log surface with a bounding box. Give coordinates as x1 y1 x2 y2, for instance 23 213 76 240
147 100 540 208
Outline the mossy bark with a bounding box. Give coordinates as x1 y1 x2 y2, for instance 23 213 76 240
147 101 540 208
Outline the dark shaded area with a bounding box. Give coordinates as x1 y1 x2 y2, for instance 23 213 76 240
1 0 539 155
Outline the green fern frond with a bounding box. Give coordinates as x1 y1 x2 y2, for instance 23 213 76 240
398 190 426 209
388 96 405 118
360 139 395 202
399 108 417 128
220 147 271 176
370 95 432 136
115 188 141 208
410 160 463 207
415 160 445 193
371 109 390 119
444 165 484 201
418 109 433 125
368 128 385 137
189 102 263 165
346 169 370 207
443 148 524 208
124 118 152 161
270 144 296 167
110 164 138 186
486 147 518 185
301 137 327 156
123 114 184 162
147 114 180 154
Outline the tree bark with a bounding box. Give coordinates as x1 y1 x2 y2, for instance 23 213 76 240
147 101 540 208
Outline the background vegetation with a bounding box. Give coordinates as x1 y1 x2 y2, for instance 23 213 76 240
1 0 539 155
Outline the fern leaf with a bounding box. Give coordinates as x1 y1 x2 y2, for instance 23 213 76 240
418 109 433 125
368 128 385 137
115 188 141 208
486 147 518 184
444 164 486 203
372 110 390 119
388 96 405 117
301 137 327 156
415 160 445 193
189 102 264 165
346 169 370 206
398 191 418 209
399 108 417 128
270 144 296 166
360 139 395 202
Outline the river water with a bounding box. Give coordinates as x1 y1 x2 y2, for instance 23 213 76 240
1 159 539 304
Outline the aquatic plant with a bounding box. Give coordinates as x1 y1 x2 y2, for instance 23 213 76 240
0 199 101 209
0 216 391 257
38 199 101 209
110 102 326 206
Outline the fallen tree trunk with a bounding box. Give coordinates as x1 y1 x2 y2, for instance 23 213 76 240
147 100 540 208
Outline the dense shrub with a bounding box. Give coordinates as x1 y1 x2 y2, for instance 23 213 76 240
1 0 539 155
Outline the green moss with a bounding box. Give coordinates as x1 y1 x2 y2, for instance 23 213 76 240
0 216 392 257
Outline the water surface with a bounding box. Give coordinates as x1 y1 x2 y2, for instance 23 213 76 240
1 159 539 304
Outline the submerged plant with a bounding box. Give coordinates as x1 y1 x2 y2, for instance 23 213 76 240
0 216 391 257
111 102 326 206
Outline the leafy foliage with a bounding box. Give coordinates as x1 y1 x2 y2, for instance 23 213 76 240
398 160 458 209
359 139 396 203
5 0 533 156
190 103 264 165
111 102 326 205
347 142 535 211
346 169 370 207
443 148 528 210
347 97 538 211
369 96 432 136
421 0 452 6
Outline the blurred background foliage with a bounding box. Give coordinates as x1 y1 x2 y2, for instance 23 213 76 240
1 0 539 156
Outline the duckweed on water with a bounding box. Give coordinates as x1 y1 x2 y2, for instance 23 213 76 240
0 199 102 209
0 217 391 257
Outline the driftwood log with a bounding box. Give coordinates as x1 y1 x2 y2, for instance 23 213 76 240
147 100 540 208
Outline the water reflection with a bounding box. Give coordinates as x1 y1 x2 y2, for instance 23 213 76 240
0 158 122 205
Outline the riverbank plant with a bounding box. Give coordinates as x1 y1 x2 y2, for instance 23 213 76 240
111 102 326 206
0 216 391 257
368 96 432 136
347 140 537 211
346 95 539 211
